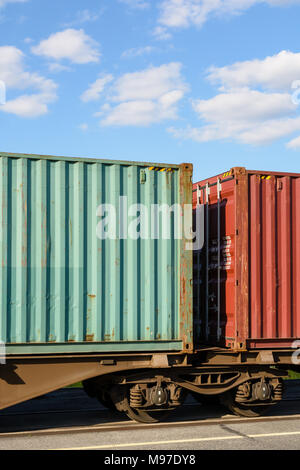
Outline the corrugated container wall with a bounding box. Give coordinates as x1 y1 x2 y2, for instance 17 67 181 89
193 167 300 350
0 153 193 355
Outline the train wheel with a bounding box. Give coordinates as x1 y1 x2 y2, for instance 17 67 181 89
110 383 181 423
123 403 172 424
225 399 269 417
222 388 269 417
222 378 284 417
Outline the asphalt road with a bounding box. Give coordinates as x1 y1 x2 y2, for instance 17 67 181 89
1 413 300 450
0 381 299 450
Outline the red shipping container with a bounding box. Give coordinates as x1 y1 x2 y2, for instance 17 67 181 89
193 167 300 350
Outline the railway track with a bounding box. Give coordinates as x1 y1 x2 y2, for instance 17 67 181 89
0 382 300 438
1 409 300 438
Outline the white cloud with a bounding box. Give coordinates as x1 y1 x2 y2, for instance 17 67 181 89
102 100 159 126
153 26 172 41
0 46 26 88
48 63 71 73
158 0 209 29
111 62 186 102
82 63 187 126
99 63 187 126
78 123 88 131
192 89 296 123
63 9 102 27
170 51 300 146
102 92 186 126
0 45 57 117
0 0 27 8
170 110 300 146
286 135 300 149
2 94 50 117
0 46 57 92
156 0 300 35
32 29 100 64
207 51 300 91
80 74 113 102
121 46 155 59
118 0 150 9
239 116 300 145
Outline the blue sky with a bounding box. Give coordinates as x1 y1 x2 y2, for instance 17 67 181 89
1 0 300 181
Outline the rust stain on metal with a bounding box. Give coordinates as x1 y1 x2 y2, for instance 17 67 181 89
85 334 94 342
179 163 193 352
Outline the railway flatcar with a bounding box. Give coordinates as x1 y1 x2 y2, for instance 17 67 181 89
0 153 298 422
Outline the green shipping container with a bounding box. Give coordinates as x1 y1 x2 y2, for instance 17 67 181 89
0 152 193 355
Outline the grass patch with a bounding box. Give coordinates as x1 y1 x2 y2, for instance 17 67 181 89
66 382 83 388
285 370 300 380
